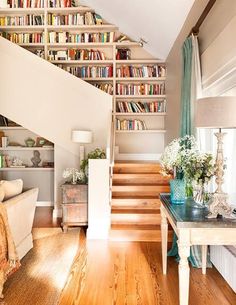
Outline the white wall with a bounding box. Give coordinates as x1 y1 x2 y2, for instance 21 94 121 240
0 37 112 212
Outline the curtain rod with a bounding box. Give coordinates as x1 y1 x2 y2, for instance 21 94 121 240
188 0 216 36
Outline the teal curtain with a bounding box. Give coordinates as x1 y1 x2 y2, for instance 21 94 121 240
168 36 211 268
180 37 193 137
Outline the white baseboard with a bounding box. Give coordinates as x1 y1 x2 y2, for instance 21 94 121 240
36 201 54 207
53 207 62 218
115 153 161 161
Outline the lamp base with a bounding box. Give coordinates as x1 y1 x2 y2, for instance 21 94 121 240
207 192 235 219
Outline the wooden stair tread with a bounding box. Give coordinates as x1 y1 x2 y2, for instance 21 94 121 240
112 195 162 199
113 162 162 174
112 172 169 185
111 213 161 225
111 224 161 230
111 198 161 210
111 208 160 214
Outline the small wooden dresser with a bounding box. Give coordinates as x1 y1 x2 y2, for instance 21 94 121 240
61 184 88 232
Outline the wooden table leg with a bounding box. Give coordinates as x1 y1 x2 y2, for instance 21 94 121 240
160 206 168 275
178 231 190 305
201 245 207 275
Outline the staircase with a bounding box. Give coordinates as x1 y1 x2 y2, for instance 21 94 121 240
110 161 172 241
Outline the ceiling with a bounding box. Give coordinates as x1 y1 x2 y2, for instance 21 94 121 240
80 0 195 60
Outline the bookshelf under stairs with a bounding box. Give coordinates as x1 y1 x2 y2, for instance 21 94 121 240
110 161 173 242
0 1 166 160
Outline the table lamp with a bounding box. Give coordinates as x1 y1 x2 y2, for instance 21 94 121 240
195 96 236 218
71 130 93 165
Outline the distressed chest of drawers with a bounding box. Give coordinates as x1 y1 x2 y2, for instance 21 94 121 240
61 184 88 232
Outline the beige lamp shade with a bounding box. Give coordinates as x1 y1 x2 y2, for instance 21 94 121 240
71 130 92 143
195 96 236 128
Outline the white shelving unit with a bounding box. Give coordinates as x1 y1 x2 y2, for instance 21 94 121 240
0 2 166 159
0 123 55 205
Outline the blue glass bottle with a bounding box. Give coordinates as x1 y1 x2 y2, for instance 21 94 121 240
170 171 185 205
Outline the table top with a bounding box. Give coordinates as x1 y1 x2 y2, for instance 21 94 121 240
160 193 236 229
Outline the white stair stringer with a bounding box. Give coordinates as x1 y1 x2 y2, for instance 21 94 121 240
0 37 112 156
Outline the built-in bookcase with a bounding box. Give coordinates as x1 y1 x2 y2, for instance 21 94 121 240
0 118 55 205
0 1 166 159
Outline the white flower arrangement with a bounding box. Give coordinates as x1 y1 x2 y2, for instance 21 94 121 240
160 135 215 184
160 135 197 176
62 168 85 184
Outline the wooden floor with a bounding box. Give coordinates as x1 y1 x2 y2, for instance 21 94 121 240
33 207 62 228
58 231 236 305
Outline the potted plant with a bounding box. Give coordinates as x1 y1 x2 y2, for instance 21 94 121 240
80 148 106 182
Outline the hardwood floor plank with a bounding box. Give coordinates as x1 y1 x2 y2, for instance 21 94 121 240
58 233 236 305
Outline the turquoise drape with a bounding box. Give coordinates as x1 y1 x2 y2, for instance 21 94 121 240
180 37 193 137
168 36 211 268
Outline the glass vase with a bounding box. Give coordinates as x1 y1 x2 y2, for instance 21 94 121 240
170 178 185 205
192 182 208 208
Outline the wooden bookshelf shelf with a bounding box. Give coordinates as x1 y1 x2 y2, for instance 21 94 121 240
81 77 113 81
0 26 44 31
47 42 114 48
115 112 166 116
116 77 166 82
50 60 113 64
18 43 44 47
115 130 166 133
116 59 165 64
0 147 54 151
47 6 94 13
0 167 54 171
0 8 45 14
115 95 166 99
47 25 118 31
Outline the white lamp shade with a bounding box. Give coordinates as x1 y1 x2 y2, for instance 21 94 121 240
195 96 236 128
71 130 92 143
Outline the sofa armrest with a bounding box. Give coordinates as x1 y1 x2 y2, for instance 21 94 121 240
3 188 39 248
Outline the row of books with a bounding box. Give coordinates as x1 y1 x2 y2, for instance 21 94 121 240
31 49 45 58
116 48 131 60
48 48 106 60
116 65 166 78
0 15 44 26
116 119 147 131
0 32 44 43
48 0 73 8
47 12 103 26
8 0 44 8
48 31 114 43
93 83 113 95
58 65 113 78
116 83 165 96
116 100 166 113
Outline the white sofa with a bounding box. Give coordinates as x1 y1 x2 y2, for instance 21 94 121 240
3 188 39 260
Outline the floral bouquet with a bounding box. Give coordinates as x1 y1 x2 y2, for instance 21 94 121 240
160 135 197 177
160 135 215 204
62 168 86 184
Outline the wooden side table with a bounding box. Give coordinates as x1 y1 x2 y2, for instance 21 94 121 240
160 193 236 305
61 183 88 232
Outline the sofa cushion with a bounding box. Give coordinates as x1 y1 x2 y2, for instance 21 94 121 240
0 185 4 202
0 179 23 200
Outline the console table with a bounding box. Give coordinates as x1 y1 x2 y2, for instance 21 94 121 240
160 194 236 305
61 184 88 232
